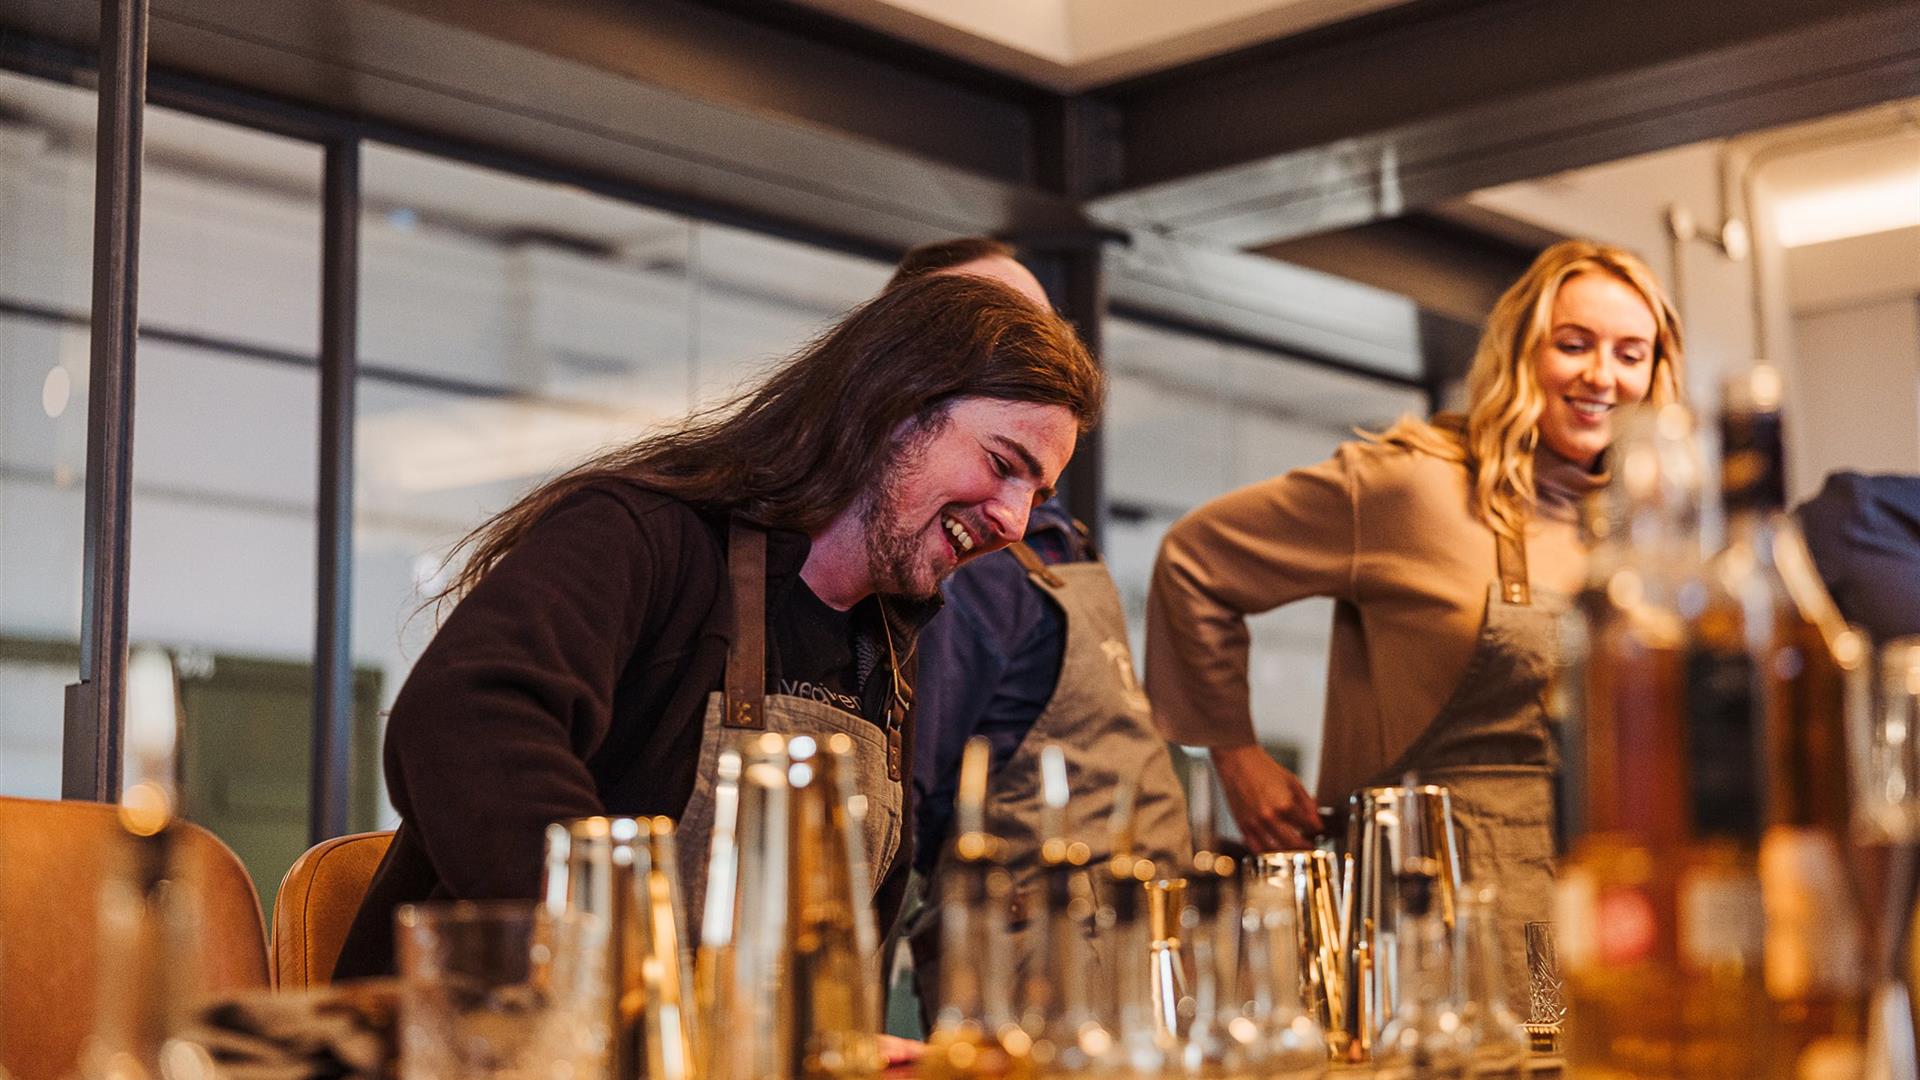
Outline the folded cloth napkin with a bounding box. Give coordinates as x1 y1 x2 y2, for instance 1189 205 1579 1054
177 982 397 1080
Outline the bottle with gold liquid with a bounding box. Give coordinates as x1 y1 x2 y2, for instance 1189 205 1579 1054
923 737 1035 1080
1555 404 1774 1079
1711 368 1871 1077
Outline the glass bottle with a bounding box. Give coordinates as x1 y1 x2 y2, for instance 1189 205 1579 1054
923 737 1035 1080
77 807 213 1080
78 649 215 1080
1554 403 1772 1079
1711 367 1871 1075
693 733 795 1080
1174 762 1256 1080
787 733 884 1080
1372 861 1469 1080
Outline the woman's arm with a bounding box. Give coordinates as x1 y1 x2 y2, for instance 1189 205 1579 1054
1145 447 1358 850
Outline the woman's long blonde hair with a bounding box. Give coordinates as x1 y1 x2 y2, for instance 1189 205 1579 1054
1374 239 1685 540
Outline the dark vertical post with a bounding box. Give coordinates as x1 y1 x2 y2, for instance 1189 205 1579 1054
64 0 149 802
312 137 360 843
1043 245 1109 542
1028 95 1123 546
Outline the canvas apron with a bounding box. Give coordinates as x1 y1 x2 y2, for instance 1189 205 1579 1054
907 542 1192 1011
674 520 907 925
1362 531 1561 994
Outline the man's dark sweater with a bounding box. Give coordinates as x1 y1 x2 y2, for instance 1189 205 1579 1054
334 481 933 978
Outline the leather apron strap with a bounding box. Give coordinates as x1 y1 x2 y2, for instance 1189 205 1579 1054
1007 540 1065 589
1496 531 1530 607
725 518 768 730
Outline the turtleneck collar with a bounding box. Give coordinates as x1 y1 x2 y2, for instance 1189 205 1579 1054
1534 444 1607 521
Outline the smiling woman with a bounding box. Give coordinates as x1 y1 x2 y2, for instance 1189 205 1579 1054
1145 239 1684 996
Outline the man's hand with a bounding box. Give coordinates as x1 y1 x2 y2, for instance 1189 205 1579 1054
1210 744 1322 852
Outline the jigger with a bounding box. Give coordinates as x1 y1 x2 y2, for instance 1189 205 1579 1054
1248 850 1347 1055
1339 783 1464 1059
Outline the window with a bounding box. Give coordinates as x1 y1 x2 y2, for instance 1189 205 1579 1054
1101 316 1428 791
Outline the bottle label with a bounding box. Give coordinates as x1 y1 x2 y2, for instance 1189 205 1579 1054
1679 869 1763 970
1684 648 1760 839
1552 871 1597 973
1759 827 1865 998
1555 869 1657 969
1594 886 1658 967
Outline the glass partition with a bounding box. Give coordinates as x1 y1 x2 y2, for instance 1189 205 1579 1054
1101 316 1428 791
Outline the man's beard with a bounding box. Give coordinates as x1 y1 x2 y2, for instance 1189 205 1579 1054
858 427 943 600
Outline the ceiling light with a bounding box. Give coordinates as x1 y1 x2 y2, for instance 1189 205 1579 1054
1773 170 1920 247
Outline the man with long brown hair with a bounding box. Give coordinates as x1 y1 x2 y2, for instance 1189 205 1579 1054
334 272 1104 978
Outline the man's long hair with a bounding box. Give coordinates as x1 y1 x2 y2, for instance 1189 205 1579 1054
433 273 1103 604
1372 239 1685 540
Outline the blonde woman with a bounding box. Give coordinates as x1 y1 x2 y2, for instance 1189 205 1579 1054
1145 240 1683 980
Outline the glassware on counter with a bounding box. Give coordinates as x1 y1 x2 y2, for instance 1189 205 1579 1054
922 737 1033 1080
1240 872 1329 1078
1454 886 1527 1079
1371 860 1469 1080
396 901 550 1080
1022 745 1116 1078
540 814 695 1080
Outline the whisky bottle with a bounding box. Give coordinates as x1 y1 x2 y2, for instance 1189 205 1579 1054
1712 368 1870 1076
1555 404 1773 1079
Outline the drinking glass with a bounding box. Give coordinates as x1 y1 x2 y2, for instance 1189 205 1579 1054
397 901 557 1080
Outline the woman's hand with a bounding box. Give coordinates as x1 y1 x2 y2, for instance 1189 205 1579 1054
878 1034 925 1073
1210 744 1323 852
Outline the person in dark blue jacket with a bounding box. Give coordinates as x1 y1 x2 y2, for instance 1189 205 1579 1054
1797 471 1920 642
887 239 1191 1031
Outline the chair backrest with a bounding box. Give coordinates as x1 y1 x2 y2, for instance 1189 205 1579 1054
271 830 395 989
0 795 269 1080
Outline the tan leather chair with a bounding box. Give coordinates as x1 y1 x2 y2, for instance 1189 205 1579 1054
0 795 269 1080
270 830 395 989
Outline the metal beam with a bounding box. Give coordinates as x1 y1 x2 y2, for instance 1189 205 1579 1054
1256 212 1543 328
0 0 1091 254
1094 0 1920 248
311 137 358 844
63 0 146 804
